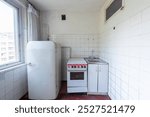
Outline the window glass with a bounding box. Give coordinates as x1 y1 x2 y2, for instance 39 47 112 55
70 72 84 80
0 0 20 66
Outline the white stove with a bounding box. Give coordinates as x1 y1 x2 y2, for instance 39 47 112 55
67 58 87 93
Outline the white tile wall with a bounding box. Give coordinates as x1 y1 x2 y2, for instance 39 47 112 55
0 65 27 100
50 34 100 58
99 1 150 100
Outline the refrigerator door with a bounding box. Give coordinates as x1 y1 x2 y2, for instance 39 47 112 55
27 41 56 99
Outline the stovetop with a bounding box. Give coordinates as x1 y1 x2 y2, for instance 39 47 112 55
67 58 87 64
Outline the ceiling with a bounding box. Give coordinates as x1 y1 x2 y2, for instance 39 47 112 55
28 0 106 12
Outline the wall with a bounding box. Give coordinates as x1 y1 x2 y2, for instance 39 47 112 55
99 0 150 100
0 65 27 99
41 10 100 35
40 11 100 57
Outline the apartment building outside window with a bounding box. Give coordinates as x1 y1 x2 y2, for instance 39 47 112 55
0 0 23 68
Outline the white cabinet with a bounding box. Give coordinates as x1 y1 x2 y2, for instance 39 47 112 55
98 64 108 93
88 64 98 93
88 63 108 95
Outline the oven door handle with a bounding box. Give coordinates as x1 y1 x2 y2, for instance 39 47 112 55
67 70 87 72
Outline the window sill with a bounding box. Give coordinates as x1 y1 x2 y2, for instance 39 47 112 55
0 63 26 73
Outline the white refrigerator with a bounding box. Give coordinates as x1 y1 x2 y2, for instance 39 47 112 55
27 41 60 100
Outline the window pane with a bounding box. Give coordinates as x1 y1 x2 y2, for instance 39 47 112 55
0 1 19 66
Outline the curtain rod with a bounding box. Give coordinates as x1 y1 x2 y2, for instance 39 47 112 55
27 0 39 11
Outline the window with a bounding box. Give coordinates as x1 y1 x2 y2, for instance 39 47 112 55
0 0 23 68
106 0 123 21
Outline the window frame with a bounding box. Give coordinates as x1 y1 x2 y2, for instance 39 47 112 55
0 0 25 70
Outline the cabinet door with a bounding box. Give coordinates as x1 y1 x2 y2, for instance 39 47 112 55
98 64 108 93
88 64 98 92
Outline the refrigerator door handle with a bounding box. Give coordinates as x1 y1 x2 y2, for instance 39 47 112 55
27 62 32 66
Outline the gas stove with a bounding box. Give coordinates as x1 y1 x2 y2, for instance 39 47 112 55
67 58 87 93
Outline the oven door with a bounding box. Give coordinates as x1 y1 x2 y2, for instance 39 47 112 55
67 70 87 87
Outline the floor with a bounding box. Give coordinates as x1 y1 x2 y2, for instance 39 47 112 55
21 82 111 100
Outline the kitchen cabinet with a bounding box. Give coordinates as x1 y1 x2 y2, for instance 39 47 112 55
88 63 108 95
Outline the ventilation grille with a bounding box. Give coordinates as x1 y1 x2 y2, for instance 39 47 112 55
106 0 123 21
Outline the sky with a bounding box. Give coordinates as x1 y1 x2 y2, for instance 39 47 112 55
0 0 15 33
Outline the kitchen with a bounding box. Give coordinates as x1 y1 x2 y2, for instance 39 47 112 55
0 0 150 100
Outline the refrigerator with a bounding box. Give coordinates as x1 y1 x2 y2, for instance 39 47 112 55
27 41 61 100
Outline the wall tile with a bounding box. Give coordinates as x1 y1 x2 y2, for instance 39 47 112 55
142 7 150 22
99 1 150 100
51 34 99 58
0 65 27 100
4 71 14 94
